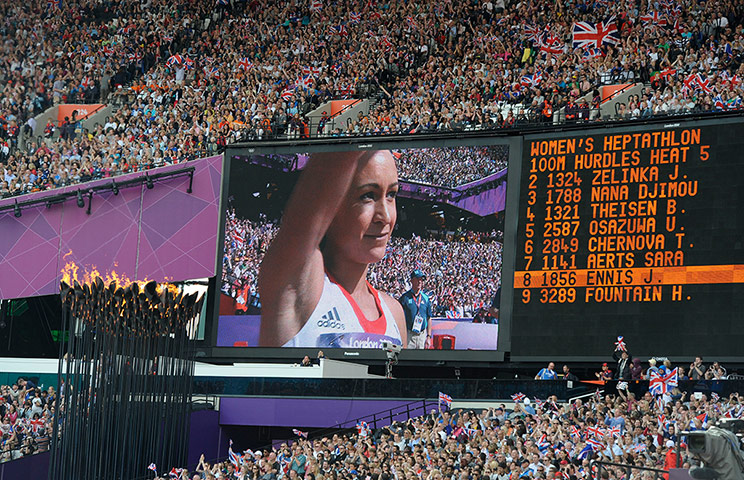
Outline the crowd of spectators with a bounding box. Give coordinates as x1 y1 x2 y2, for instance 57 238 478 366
153 385 744 480
222 212 502 317
0 377 55 463
1 0 744 199
394 147 507 188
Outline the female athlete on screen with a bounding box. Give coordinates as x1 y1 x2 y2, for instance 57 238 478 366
258 151 407 348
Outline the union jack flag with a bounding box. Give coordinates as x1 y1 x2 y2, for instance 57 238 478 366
238 58 253 71
536 433 549 449
639 11 667 27
445 310 462 318
533 397 545 410
183 57 194 70
380 36 393 52
570 425 582 439
47 0 61 8
439 392 452 407
614 336 626 351
539 34 563 55
714 95 727 110
29 419 45 434
586 425 604 439
310 0 322 12
356 422 370 437
577 444 594 460
649 368 678 396
632 444 646 453
296 74 313 89
331 62 343 74
406 15 417 28
692 413 708 428
711 392 720 402
511 392 526 403
148 463 158 475
524 24 541 43
586 438 604 451
726 405 744 418
293 428 309 438
608 426 621 439
520 71 542 87
203 66 220 78
169 467 185 478
228 440 242 468
302 66 322 77
582 47 604 59
166 54 183 66
572 17 619 49
80 76 92 89
349 12 361 24
655 396 664 412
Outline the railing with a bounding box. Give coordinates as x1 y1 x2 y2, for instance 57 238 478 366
589 460 668 480
312 399 439 434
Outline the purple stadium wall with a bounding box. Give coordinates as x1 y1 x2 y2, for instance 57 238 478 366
0 155 223 300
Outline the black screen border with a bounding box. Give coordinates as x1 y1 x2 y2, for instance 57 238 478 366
208 133 521 364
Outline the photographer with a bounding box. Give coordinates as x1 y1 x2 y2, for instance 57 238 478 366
690 357 706 380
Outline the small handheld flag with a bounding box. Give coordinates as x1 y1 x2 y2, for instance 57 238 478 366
511 392 526 403
438 392 452 408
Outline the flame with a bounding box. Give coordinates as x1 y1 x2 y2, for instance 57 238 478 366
60 259 179 295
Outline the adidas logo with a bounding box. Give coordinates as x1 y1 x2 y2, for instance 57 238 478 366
317 307 345 330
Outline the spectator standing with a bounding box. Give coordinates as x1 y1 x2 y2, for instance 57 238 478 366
398 270 433 349
690 357 706 380
562 365 579 382
613 350 631 380
535 362 557 380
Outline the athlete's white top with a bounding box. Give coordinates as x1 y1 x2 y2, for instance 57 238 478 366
283 274 402 348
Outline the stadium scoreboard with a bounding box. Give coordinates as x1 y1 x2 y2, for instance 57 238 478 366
511 120 744 357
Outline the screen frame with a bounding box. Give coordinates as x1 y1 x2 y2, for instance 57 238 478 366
509 115 744 362
208 133 521 363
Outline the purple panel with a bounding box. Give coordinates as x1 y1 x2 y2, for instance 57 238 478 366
0 155 223 300
217 315 261 347
188 410 225 470
0 204 62 299
219 398 430 428
452 182 507 217
0 451 50 479
430 320 498 350
58 186 142 284
216 316 497 349
136 157 222 283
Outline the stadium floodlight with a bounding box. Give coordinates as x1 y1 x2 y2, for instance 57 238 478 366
86 192 93 215
76 190 85 208
13 201 21 218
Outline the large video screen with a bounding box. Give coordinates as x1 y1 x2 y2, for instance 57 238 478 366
512 119 744 357
217 145 508 350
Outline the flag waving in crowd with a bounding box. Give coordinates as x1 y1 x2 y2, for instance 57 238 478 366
649 367 678 396
572 17 620 49
438 392 452 409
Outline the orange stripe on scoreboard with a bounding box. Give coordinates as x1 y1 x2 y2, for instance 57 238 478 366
514 264 744 288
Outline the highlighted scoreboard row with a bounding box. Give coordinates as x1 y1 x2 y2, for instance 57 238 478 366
514 264 744 289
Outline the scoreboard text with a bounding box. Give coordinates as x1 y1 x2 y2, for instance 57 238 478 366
511 122 744 356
